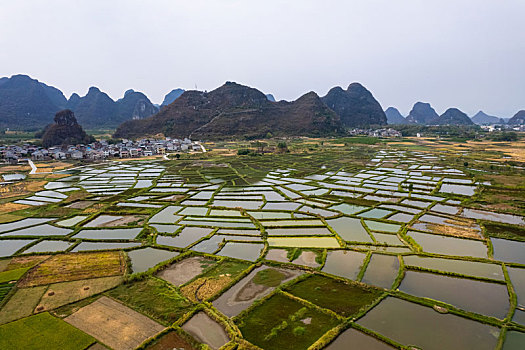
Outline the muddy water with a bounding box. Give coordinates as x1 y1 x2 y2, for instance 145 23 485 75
157 257 216 286
213 266 302 317
361 254 399 289
322 250 367 280
182 312 229 350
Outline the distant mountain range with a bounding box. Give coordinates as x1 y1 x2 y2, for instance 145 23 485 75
385 103 515 126
1 74 523 134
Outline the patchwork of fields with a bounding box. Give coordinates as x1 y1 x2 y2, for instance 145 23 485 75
0 140 524 349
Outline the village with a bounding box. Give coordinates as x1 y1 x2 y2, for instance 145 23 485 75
0 137 204 164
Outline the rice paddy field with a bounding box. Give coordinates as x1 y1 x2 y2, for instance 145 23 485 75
0 137 524 349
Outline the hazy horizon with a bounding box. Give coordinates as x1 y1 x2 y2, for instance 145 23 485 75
1 1 524 117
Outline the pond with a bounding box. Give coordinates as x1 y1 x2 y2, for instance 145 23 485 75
127 247 179 273
326 328 394 350
463 209 525 225
1 224 72 237
0 239 35 257
491 238 525 264
409 231 488 258
56 216 88 227
71 242 141 252
22 240 73 253
357 297 499 350
329 203 368 215
440 184 476 196
74 228 142 240
403 255 504 281
213 266 302 317
361 254 399 289
217 242 264 261
364 221 401 233
0 218 55 233
156 227 213 248
399 270 509 318
326 217 372 243
322 250 367 280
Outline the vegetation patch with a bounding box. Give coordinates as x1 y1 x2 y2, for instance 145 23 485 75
285 275 382 317
18 251 126 287
252 268 287 287
484 222 525 241
180 260 251 302
0 267 30 284
0 286 48 324
106 277 192 325
237 292 340 350
0 312 95 350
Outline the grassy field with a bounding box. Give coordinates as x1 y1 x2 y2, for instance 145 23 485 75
106 277 193 325
0 312 95 349
237 292 340 350
0 286 47 324
285 275 383 317
0 267 29 283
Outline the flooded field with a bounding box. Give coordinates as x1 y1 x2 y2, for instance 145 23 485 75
0 142 524 349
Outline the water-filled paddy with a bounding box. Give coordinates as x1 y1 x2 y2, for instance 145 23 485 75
128 247 179 273
399 270 509 318
409 231 488 258
322 250 367 280
361 254 399 289
357 297 500 350
267 236 340 248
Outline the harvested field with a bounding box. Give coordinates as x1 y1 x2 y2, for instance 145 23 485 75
5 255 50 270
65 296 165 350
18 251 126 287
67 200 96 209
35 276 124 312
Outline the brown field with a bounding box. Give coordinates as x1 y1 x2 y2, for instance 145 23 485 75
0 203 29 214
180 275 233 302
18 252 126 287
0 180 46 199
65 296 165 350
35 276 124 312
0 165 31 173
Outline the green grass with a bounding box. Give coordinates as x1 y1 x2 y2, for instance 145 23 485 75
106 277 192 325
285 275 382 317
0 283 13 303
204 260 251 278
0 267 30 284
252 268 287 287
0 312 95 350
237 292 340 350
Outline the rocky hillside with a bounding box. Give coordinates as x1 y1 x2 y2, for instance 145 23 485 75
508 110 525 125
471 111 503 125
432 108 474 125
321 83 387 127
406 102 439 124
42 109 94 147
114 82 344 139
161 88 185 106
0 75 67 130
385 107 407 124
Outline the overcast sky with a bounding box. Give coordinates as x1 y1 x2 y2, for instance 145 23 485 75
1 1 524 117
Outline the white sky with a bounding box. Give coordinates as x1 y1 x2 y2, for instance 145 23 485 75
0 0 524 117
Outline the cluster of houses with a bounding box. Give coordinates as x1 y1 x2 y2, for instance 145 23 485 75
0 138 204 163
348 128 402 138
